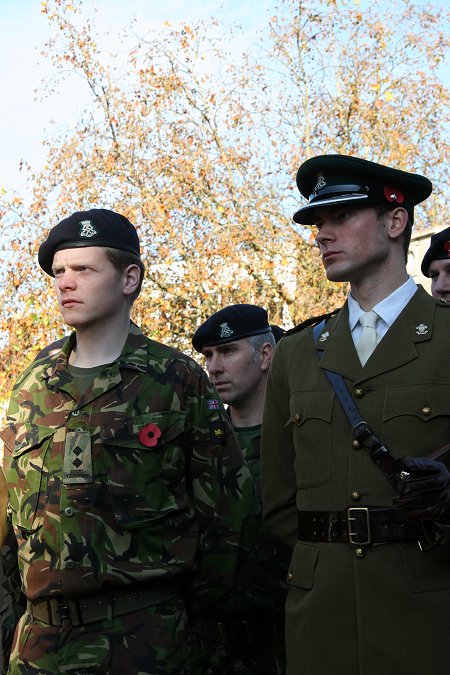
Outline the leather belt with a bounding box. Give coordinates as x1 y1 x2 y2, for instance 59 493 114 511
298 507 422 545
27 583 176 627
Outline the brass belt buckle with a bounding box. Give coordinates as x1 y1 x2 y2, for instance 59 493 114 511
347 507 371 545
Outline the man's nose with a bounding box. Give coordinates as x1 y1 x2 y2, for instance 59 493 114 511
315 223 334 245
57 270 76 290
433 274 446 295
208 354 223 375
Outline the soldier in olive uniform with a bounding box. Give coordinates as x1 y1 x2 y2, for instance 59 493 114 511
191 305 289 674
421 226 450 301
261 156 450 675
0 209 257 674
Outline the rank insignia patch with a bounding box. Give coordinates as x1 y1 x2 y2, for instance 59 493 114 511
209 421 226 445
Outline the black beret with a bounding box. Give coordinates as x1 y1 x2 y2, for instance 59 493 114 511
192 304 271 353
421 227 450 277
38 208 141 276
293 155 432 225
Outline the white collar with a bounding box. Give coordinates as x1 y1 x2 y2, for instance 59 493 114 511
348 276 418 332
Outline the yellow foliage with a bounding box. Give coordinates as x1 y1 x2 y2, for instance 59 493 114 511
0 0 448 398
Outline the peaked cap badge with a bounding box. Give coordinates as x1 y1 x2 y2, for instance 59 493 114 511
78 220 99 238
219 322 234 338
314 172 326 192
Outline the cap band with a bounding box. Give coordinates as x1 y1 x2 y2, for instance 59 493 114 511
308 184 369 201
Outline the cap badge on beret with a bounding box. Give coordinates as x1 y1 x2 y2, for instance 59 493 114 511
78 220 99 238
220 323 234 339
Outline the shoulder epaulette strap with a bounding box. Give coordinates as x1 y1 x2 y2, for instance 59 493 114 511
285 308 341 337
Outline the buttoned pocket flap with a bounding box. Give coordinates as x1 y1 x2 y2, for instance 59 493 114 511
287 541 319 590
287 391 334 427
2 424 56 458
103 411 186 449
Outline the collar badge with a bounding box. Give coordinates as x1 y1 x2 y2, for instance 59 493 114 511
415 323 429 335
319 331 329 342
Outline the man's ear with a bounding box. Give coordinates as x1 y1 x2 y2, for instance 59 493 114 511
260 342 273 372
386 206 409 241
123 264 141 296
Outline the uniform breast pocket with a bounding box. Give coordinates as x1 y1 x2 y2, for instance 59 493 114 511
102 411 189 529
382 384 450 456
288 391 334 487
2 423 53 535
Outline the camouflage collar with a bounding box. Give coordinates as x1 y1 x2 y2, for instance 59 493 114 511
116 322 149 372
45 322 149 385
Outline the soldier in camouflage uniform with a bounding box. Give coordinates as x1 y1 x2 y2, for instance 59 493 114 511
191 305 290 675
0 209 257 674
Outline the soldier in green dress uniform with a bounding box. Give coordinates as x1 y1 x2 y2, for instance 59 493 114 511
261 155 450 675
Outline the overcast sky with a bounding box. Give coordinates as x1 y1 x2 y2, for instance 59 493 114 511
0 0 273 194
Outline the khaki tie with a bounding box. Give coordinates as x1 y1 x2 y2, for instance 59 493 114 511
355 310 379 366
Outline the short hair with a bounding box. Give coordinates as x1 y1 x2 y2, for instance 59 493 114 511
247 331 276 362
104 247 145 303
375 204 412 262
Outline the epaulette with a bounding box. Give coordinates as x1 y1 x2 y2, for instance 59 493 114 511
285 308 341 337
33 337 67 362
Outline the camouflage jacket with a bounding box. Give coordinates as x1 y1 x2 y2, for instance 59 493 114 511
0 323 257 617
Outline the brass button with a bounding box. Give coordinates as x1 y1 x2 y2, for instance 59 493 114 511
352 440 361 449
287 572 293 582
354 388 364 398
422 406 431 416
351 491 361 502
355 548 365 558
294 413 302 424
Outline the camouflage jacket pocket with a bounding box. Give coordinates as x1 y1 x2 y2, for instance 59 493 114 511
102 412 189 529
3 423 54 533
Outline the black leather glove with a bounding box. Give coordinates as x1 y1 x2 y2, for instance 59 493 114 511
393 456 450 521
